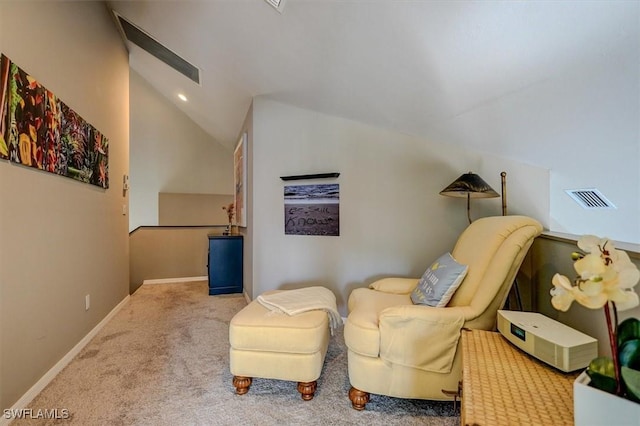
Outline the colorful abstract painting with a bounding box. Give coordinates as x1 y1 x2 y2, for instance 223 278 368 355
0 54 109 188
284 184 339 236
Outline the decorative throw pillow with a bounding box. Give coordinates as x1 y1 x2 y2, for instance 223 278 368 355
410 252 468 307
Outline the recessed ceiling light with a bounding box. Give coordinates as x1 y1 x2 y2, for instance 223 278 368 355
178 93 188 102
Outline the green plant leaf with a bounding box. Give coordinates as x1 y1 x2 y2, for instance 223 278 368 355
587 357 617 394
618 318 640 347
618 339 640 370
621 366 640 403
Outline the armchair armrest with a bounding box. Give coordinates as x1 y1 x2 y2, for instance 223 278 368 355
368 277 419 294
378 305 470 373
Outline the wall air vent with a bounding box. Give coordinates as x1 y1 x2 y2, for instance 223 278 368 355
565 189 616 209
113 12 200 85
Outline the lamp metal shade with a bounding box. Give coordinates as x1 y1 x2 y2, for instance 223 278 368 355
439 172 499 199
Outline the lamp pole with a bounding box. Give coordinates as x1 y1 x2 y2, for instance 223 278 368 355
501 171 507 216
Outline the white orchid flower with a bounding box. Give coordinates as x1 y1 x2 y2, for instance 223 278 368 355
613 250 640 288
577 235 610 255
574 253 607 281
552 237 639 312
609 289 639 311
550 273 576 311
573 280 608 309
609 250 640 311
559 235 639 397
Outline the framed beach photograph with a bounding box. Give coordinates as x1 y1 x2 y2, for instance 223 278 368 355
284 183 339 236
234 132 247 227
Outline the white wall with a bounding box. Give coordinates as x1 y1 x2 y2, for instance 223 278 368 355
545 37 639 242
251 98 548 313
129 70 233 231
0 2 129 410
476 153 550 224
422 27 639 244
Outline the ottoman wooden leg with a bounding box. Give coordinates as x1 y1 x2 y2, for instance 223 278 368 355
233 376 252 395
349 386 370 410
297 381 317 401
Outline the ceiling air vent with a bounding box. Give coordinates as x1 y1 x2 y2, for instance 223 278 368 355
113 12 200 85
565 189 616 209
264 0 286 13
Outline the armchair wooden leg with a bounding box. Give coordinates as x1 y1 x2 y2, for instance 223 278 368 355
297 381 317 401
442 382 462 413
233 376 252 395
349 386 370 410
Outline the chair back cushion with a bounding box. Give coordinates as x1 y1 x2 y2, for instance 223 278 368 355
448 215 542 329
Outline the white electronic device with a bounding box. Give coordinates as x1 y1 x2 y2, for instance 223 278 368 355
497 310 597 372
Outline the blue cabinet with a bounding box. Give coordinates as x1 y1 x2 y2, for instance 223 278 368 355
207 235 243 295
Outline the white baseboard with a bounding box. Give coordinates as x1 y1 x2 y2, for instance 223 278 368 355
1 295 130 426
143 276 208 285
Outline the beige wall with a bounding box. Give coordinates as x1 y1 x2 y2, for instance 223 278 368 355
475 154 550 225
0 2 129 410
129 227 227 293
129 70 234 231
158 193 234 226
250 97 550 314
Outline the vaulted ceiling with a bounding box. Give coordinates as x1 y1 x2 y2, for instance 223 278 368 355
108 1 639 170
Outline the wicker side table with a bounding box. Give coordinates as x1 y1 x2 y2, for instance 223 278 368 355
461 329 579 425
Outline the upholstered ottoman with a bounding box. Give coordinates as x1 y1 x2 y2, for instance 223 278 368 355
229 291 331 400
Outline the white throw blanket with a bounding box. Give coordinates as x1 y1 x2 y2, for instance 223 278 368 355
257 286 342 334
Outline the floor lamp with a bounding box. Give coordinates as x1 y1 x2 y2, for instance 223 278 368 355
440 171 522 310
439 172 500 223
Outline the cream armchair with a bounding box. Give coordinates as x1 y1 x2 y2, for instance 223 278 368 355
344 215 543 410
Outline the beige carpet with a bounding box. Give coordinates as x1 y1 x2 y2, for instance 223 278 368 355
14 281 459 425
